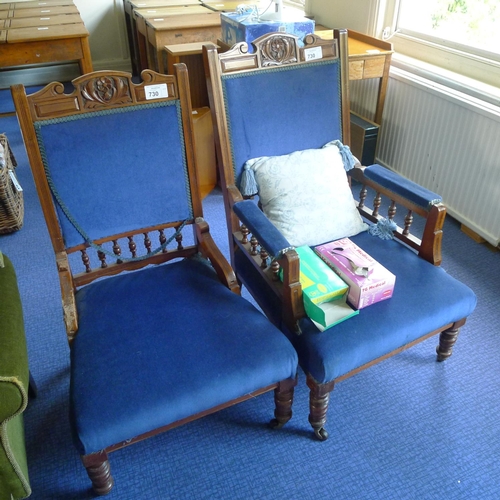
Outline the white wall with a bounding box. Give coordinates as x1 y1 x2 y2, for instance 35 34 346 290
74 0 130 70
306 0 386 36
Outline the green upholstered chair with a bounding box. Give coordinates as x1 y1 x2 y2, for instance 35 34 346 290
203 30 477 440
12 67 298 496
0 253 31 500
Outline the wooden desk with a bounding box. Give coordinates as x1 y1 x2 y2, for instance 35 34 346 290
0 2 92 76
122 0 201 74
165 40 218 107
145 11 220 73
132 4 212 70
191 106 217 199
10 5 79 17
8 0 75 8
6 13 81 28
315 27 393 125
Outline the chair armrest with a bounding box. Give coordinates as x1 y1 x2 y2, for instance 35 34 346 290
233 200 292 258
349 165 446 265
195 217 240 294
232 201 305 333
362 164 442 211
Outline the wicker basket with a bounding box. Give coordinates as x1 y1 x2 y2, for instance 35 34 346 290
0 134 24 234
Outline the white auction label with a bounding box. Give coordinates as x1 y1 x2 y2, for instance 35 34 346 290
304 46 323 61
145 83 168 100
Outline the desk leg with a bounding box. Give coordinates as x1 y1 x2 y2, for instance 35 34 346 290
146 36 157 72
124 12 140 75
374 56 391 125
137 30 149 72
166 53 178 76
78 37 94 74
156 47 165 74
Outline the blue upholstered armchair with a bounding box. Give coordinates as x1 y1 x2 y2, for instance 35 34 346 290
204 30 477 440
12 68 298 495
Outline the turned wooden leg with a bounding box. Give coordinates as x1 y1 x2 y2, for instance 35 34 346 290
307 375 335 441
81 450 114 496
270 378 297 429
436 320 465 362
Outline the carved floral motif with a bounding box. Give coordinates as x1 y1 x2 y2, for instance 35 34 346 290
82 76 133 108
260 35 297 67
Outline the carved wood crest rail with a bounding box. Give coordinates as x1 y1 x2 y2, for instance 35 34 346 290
218 32 338 73
25 70 179 120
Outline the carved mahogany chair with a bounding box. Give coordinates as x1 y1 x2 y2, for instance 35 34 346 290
203 30 477 440
11 67 298 495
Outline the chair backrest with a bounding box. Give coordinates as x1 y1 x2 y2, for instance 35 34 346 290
12 67 203 339
204 30 350 192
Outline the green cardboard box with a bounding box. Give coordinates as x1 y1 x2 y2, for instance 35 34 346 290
303 293 359 330
294 246 348 304
282 246 358 329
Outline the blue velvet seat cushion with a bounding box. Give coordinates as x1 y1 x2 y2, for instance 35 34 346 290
70 258 298 455
236 232 476 385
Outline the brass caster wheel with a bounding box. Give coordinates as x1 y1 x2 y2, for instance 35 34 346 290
314 427 329 441
269 418 285 430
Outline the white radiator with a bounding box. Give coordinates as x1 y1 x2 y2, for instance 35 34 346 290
350 69 500 247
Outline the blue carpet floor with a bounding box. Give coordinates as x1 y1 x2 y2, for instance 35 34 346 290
1 90 499 499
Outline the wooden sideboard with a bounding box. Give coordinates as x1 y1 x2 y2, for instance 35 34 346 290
144 11 220 73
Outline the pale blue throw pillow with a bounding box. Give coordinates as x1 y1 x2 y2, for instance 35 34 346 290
243 142 368 247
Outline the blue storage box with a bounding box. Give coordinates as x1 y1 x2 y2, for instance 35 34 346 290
221 12 315 50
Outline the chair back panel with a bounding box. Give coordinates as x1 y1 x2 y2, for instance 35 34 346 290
35 102 192 249
222 59 343 186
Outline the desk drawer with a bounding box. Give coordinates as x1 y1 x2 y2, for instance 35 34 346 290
13 1 75 8
151 25 220 44
349 56 386 80
129 0 200 8
6 22 87 42
7 14 82 28
12 6 79 18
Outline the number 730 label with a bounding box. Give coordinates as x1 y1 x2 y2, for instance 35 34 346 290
145 83 168 100
304 46 323 61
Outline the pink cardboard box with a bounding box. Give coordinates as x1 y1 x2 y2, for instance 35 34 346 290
314 238 396 309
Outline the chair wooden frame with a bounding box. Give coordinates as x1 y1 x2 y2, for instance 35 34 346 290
204 30 474 440
12 67 297 494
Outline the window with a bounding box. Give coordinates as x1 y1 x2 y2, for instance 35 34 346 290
384 0 500 91
284 0 305 8
397 0 500 57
